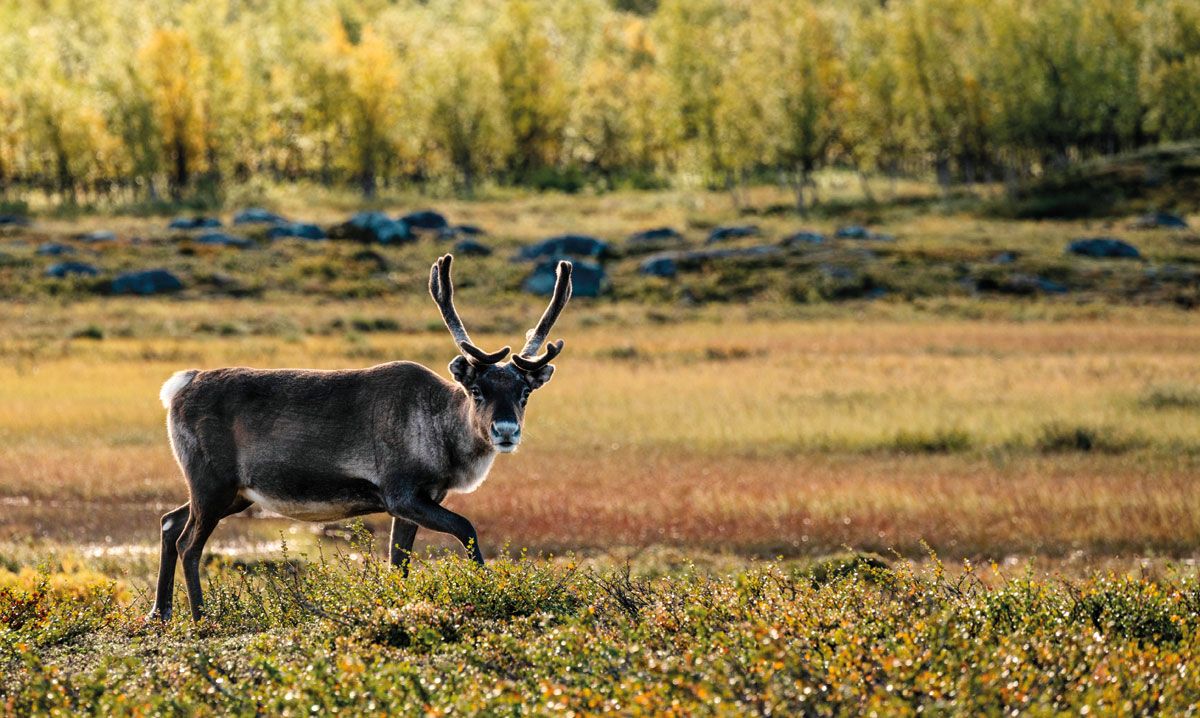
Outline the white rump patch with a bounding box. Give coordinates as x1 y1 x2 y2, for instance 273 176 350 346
160 370 198 408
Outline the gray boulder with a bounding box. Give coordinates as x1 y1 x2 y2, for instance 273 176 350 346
0 214 30 227
46 261 99 278
111 269 184 295
233 208 287 225
628 227 684 245
268 222 326 240
1131 211 1189 230
75 230 116 243
453 239 492 257
1068 237 1141 259
456 224 486 236
37 242 74 256
639 245 782 278
168 216 221 230
401 210 449 230
330 212 413 245
706 225 760 244
516 235 615 261
525 259 606 297
196 232 254 249
782 231 826 246
836 226 894 241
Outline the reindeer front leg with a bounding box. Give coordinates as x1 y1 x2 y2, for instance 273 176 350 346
389 517 419 575
385 489 484 565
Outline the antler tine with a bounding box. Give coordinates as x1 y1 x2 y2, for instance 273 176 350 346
510 339 562 372
520 260 573 356
429 254 509 366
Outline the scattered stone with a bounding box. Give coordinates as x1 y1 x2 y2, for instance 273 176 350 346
37 242 74 256
168 216 221 230
401 210 449 230
639 245 783 278
1130 211 1189 230
782 231 826 246
329 212 413 245
45 261 99 278
525 259 606 297
0 214 30 227
453 239 492 257
706 225 760 244
75 230 116 243
195 232 254 249
233 208 287 225
628 227 684 245
991 251 1019 265
516 235 615 261
1068 237 1141 260
835 226 894 241
268 222 326 240
979 273 1069 296
111 269 184 295
455 224 486 236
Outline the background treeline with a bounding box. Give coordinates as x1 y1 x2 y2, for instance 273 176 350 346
1 0 1198 208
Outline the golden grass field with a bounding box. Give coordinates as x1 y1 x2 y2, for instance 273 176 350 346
3 297 1198 563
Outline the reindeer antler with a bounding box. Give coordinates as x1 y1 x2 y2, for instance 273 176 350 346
429 255 510 366
517 261 572 370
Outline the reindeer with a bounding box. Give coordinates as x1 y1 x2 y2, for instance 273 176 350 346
149 254 572 621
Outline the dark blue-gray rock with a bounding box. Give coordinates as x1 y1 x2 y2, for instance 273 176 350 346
706 225 760 244
0 214 30 227
233 208 287 225
330 212 413 245
401 210 449 230
979 273 1069 296
1131 211 1189 230
75 230 116 243
782 231 826 246
525 259 606 297
455 224 486 236
628 227 684 245
991 251 1019 265
639 245 782 277
516 235 615 262
168 216 221 230
196 232 253 249
111 269 184 295
37 242 74 256
453 239 492 257
835 226 893 241
268 222 326 240
46 261 99 278
640 255 678 278
1068 237 1141 259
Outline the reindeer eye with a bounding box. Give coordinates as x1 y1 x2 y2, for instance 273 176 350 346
470 387 484 401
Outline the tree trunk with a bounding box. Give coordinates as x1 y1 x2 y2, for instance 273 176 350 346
171 135 189 201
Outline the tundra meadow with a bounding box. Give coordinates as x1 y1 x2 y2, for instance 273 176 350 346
4 0 1200 715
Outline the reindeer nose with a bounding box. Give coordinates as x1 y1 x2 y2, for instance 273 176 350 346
490 421 521 451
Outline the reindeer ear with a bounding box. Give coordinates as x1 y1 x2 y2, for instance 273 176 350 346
448 355 478 386
524 363 555 390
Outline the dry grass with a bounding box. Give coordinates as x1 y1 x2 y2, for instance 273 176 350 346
2 309 1198 559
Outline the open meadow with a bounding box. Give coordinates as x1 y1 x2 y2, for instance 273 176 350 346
2 185 1200 712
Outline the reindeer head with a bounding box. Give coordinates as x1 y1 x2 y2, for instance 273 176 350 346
430 254 572 453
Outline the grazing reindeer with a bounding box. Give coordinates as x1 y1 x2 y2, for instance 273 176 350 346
149 254 572 621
